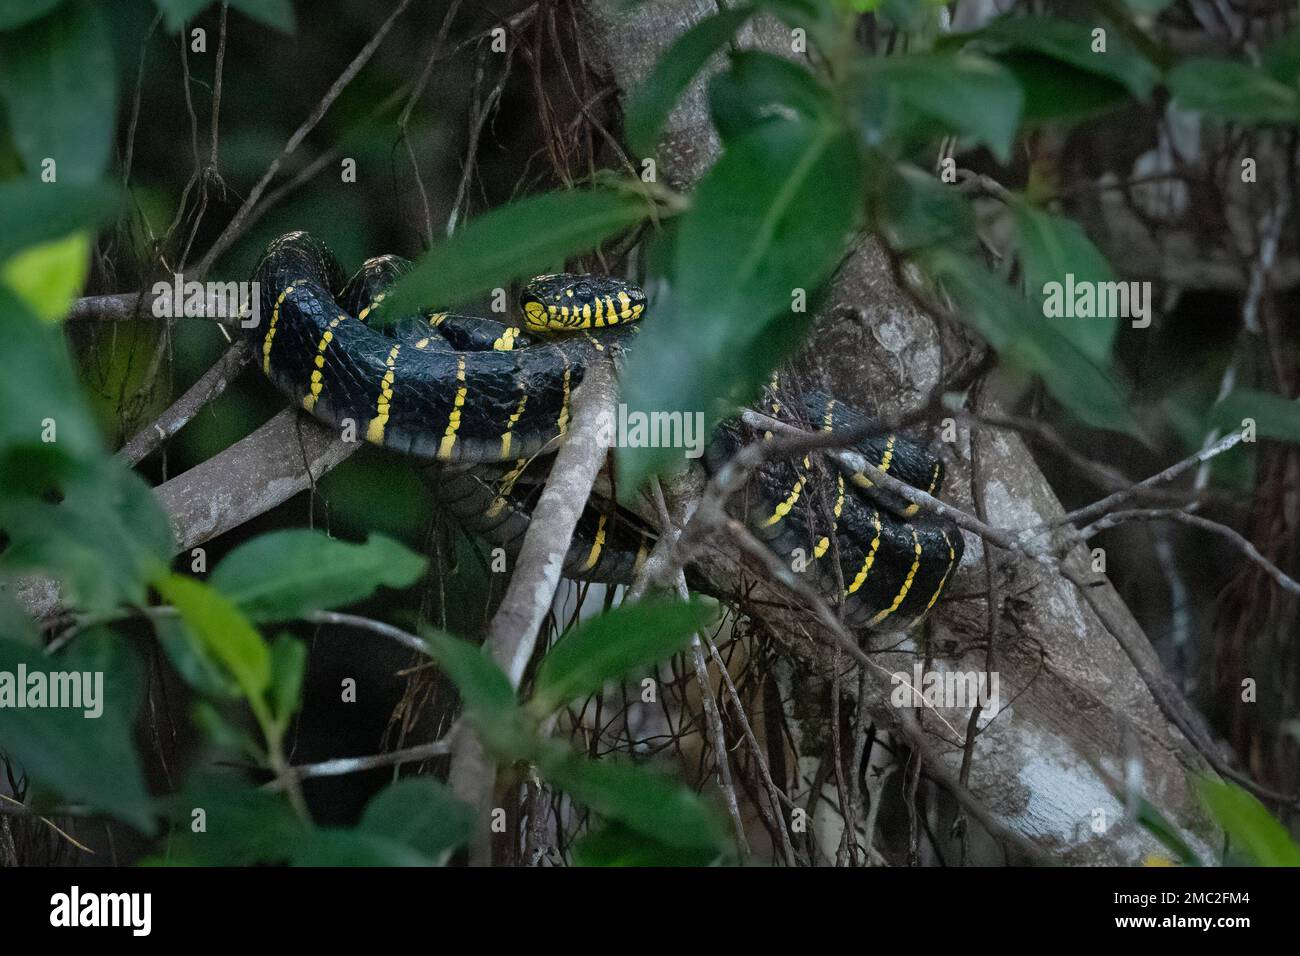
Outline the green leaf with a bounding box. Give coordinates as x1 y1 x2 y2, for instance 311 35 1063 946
625 4 756 158
856 53 1023 162
573 820 719 866
1261 27 1300 87
0 277 103 464
0 630 154 832
1167 59 1300 125
209 530 426 623
154 0 295 33
422 628 515 715
0 179 118 263
357 778 474 860
0 0 116 184
0 0 65 30
1197 776 1300 867
941 15 1158 100
1135 797 1203 867
1 230 91 322
154 773 306 865
154 616 241 700
375 187 651 324
421 628 531 757
0 457 174 612
0 588 42 648
190 701 263 759
921 249 1133 432
154 574 271 709
1013 202 1117 363
1211 389 1300 442
268 633 306 727
876 163 976 254
531 599 714 714
677 120 861 321
618 119 863 490
709 50 834 145
227 0 294 32
997 52 1130 125
291 829 434 867
540 749 727 852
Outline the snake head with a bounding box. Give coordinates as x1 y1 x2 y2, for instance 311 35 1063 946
520 274 646 333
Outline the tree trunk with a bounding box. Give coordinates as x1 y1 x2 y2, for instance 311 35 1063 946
579 0 1220 864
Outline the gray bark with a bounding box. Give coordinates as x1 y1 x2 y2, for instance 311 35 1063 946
156 408 356 554
10 409 357 619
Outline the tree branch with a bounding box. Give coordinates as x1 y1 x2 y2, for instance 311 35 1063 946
156 409 357 554
447 356 618 857
119 340 253 466
1078 508 1300 599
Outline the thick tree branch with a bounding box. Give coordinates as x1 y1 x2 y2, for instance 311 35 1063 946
447 357 618 855
13 406 357 620
156 409 356 554
66 288 235 324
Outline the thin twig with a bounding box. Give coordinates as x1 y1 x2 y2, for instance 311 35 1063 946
195 0 416 278
1078 508 1300 598
0 793 94 855
652 477 749 857
121 12 162 188
66 289 221 324
209 3 228 170
688 638 749 856
306 610 432 657
958 381 1002 860
118 340 253 466
1054 432 1244 533
264 737 453 791
704 628 797 865
397 0 463 245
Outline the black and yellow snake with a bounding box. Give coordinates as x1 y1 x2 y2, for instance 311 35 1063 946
249 231 963 630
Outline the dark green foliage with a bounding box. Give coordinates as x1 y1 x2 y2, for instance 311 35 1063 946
2 0 1297 869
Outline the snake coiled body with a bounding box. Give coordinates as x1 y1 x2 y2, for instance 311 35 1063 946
248 232 963 629
253 232 639 465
